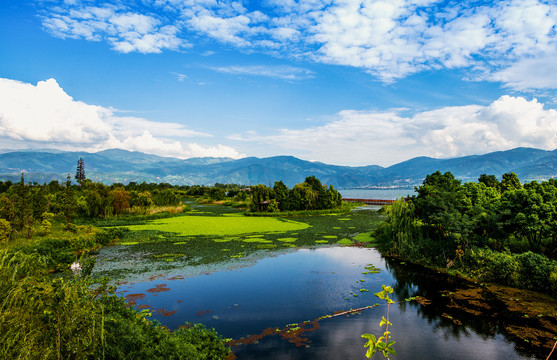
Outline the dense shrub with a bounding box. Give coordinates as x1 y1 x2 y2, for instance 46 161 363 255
94 227 129 246
0 219 11 243
0 250 231 360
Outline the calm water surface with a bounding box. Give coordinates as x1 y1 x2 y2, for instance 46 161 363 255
339 188 415 200
118 247 533 359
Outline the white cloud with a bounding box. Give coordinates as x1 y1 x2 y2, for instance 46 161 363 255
42 5 187 53
39 0 557 89
0 78 244 159
171 72 188 81
186 13 253 47
231 95 557 166
207 65 314 80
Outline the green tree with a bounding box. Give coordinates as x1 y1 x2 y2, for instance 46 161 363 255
75 157 86 184
134 191 154 214
250 185 274 212
273 181 289 211
478 174 500 189
501 172 522 192
60 175 76 226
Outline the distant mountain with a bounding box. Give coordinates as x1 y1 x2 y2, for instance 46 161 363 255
0 147 556 187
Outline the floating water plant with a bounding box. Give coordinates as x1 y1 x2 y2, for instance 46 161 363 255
337 238 353 245
315 240 329 244
362 264 381 275
121 215 310 236
242 238 272 243
119 241 139 246
353 232 376 243
257 244 276 249
277 237 297 243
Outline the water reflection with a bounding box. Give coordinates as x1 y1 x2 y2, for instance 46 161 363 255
384 258 548 359
117 247 540 359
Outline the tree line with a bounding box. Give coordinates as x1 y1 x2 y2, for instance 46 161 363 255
249 176 343 212
376 171 557 296
0 175 185 241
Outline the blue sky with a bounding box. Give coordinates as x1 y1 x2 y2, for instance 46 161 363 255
0 0 556 166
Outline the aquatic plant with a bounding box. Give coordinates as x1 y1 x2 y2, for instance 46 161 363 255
362 285 396 359
121 215 310 236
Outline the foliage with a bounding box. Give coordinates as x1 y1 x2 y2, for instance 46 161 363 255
362 285 396 359
376 171 557 297
75 157 86 183
0 219 11 243
463 248 557 295
249 176 343 213
0 250 231 360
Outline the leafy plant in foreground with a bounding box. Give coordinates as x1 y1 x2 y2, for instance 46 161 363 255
362 285 396 359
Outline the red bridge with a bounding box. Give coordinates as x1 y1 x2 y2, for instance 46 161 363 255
342 198 396 205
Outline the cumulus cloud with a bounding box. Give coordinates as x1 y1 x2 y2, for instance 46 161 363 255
0 77 244 159
231 96 557 166
39 0 557 88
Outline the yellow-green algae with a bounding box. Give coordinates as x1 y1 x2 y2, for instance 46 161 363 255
122 215 310 236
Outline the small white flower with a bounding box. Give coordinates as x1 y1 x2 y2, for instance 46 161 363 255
70 262 81 274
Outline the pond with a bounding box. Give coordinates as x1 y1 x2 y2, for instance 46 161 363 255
110 246 538 359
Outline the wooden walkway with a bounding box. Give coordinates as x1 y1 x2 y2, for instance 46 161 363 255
342 198 396 205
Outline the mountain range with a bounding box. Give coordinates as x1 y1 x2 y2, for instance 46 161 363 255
1 147 556 188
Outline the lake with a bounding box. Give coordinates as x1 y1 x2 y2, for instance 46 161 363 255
339 188 415 200
114 246 536 359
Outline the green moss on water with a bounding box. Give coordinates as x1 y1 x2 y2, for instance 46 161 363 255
121 215 310 236
92 205 386 281
277 238 298 243
337 238 353 245
353 232 375 243
257 244 277 249
242 238 272 243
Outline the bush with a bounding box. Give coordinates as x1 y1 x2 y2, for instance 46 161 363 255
515 251 554 293
94 227 129 246
0 251 231 360
64 223 78 233
19 238 74 270
0 219 11 243
463 248 557 297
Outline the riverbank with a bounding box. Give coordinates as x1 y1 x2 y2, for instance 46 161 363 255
383 255 557 357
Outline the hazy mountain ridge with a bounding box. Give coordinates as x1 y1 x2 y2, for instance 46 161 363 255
0 147 556 187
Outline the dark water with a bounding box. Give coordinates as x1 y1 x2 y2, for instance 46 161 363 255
118 247 535 359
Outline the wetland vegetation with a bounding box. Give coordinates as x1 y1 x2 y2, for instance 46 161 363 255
1 171 556 359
